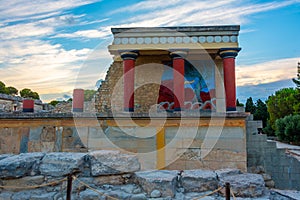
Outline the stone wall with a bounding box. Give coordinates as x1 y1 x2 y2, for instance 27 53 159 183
0 113 248 172
0 126 87 154
95 55 171 113
0 93 43 113
95 61 123 113
50 101 95 113
1 151 295 199
247 120 300 190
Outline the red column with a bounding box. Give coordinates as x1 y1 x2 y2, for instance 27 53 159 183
171 51 187 111
219 48 241 111
121 51 138 112
72 88 84 112
23 99 34 112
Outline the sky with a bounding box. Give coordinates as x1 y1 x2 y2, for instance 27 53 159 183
0 0 299 103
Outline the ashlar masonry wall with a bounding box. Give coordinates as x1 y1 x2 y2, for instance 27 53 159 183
247 120 300 190
0 113 248 172
95 55 168 113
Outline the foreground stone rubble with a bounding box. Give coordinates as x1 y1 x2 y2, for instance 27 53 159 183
0 151 299 200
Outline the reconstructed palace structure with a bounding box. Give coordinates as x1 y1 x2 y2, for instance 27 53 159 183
90 26 247 170
0 26 249 171
2 26 300 190
96 26 241 113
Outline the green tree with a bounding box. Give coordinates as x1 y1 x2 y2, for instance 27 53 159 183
84 89 96 101
236 99 244 107
0 81 7 94
266 88 300 130
263 122 275 136
20 88 40 100
292 62 300 89
49 100 59 107
6 86 18 95
253 99 269 127
275 117 288 141
293 78 300 89
245 97 256 114
275 115 300 143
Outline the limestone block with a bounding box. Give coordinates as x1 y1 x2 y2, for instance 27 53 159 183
89 175 125 185
0 128 20 154
271 189 300 200
248 165 266 174
89 150 140 176
0 192 13 200
150 189 162 198
265 180 275 188
11 189 44 200
0 153 45 178
215 168 242 179
181 170 218 193
79 189 105 200
262 173 272 181
219 173 266 197
133 170 178 197
1 176 44 191
30 192 56 200
120 184 142 194
0 154 13 161
39 152 87 177
130 193 147 200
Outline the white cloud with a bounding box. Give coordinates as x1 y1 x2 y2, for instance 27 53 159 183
0 38 112 98
0 23 54 39
110 0 297 27
80 18 109 26
54 28 111 39
0 0 102 40
0 39 91 94
236 57 300 86
0 0 101 24
109 0 182 15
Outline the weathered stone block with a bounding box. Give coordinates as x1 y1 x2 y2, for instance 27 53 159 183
0 153 45 178
215 168 241 179
79 189 106 200
1 176 44 191
130 193 147 200
30 192 56 200
134 170 178 197
89 150 140 176
181 170 218 193
95 175 126 185
11 189 44 200
0 192 13 200
219 173 266 197
0 154 13 161
39 152 87 177
265 180 275 188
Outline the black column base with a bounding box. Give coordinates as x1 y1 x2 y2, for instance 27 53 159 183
174 107 182 111
23 108 34 112
73 108 83 112
226 107 236 111
124 108 134 112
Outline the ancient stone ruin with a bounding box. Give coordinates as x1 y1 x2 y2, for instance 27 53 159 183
0 25 300 198
0 151 298 200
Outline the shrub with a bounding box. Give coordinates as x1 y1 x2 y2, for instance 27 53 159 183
275 115 300 143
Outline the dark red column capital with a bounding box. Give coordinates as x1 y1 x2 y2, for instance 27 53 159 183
120 51 139 112
170 50 188 111
218 48 241 112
